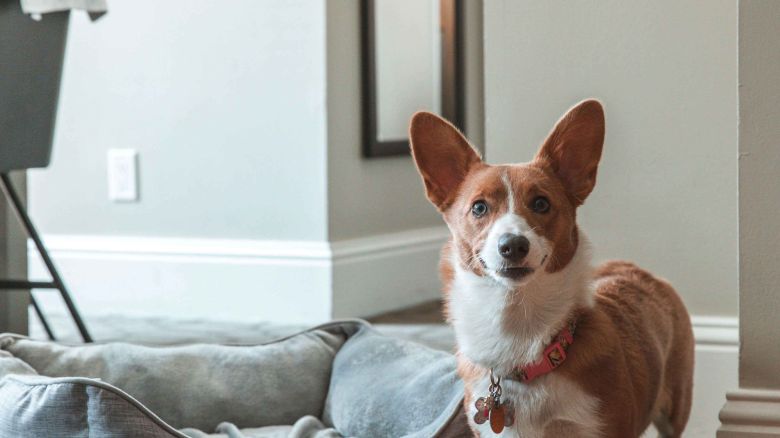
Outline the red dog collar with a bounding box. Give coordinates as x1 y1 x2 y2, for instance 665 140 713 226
510 320 577 383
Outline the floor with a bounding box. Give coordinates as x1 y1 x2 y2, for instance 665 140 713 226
367 299 445 324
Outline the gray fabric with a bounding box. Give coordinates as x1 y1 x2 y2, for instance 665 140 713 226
0 320 465 437
0 336 38 377
0 375 180 437
182 416 343 438
324 327 464 438
3 328 349 431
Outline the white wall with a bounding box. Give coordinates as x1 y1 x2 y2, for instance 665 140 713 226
322 1 485 316
734 0 780 391
34 0 476 245
375 0 441 141
324 1 444 242
29 1 486 323
30 0 329 242
27 0 334 323
325 1 483 242
484 0 738 318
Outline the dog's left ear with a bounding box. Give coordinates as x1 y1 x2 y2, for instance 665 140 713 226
535 99 605 205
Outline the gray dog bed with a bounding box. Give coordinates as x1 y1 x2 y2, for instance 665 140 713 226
0 320 468 437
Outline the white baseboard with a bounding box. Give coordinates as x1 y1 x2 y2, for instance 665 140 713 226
28 235 335 324
689 316 739 437
28 227 449 324
330 227 450 318
691 315 740 347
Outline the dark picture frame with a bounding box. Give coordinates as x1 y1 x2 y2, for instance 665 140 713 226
361 0 464 158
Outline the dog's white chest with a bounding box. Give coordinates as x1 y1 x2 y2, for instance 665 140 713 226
468 376 601 437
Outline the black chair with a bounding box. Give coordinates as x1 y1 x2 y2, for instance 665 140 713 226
0 3 91 342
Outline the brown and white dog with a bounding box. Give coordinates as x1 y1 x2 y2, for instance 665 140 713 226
409 100 694 437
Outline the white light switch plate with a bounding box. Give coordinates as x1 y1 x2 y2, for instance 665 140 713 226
107 149 139 202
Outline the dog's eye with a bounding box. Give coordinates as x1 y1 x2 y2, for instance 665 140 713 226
531 196 550 214
471 200 488 217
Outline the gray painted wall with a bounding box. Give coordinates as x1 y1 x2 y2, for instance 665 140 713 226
32 0 481 244
29 0 329 241
736 0 780 390
484 0 738 317
325 1 441 242
325 0 483 241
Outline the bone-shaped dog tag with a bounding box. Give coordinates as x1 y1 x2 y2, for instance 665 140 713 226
504 403 515 427
473 396 493 424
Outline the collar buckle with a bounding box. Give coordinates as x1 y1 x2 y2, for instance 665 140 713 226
545 341 567 369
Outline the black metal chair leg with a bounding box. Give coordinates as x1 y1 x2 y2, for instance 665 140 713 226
30 294 56 340
0 173 92 342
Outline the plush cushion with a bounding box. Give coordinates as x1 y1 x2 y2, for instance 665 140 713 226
0 320 465 437
181 416 342 438
2 326 350 431
324 328 464 438
0 375 180 437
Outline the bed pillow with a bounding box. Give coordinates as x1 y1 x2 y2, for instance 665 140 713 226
1 322 355 431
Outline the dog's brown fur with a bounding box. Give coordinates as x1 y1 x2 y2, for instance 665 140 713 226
410 100 694 437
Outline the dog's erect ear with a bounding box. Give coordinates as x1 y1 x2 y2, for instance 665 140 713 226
409 112 482 210
535 99 605 205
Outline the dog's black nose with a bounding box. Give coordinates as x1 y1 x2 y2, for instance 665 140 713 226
498 233 530 261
